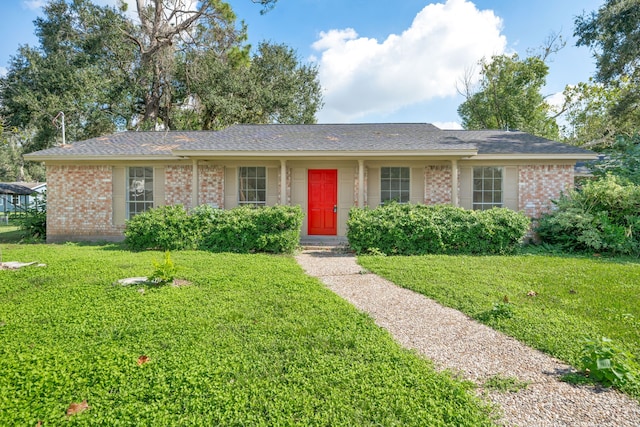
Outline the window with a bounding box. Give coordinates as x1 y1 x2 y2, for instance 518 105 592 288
11 195 20 206
473 167 503 210
381 167 410 204
238 166 266 206
127 167 154 218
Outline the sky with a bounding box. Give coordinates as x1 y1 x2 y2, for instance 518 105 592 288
1 0 604 129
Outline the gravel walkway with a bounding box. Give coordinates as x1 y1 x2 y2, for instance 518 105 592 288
295 250 640 427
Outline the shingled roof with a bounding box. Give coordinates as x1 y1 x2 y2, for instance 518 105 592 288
25 123 595 160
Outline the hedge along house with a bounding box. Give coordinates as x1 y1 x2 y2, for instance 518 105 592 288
25 123 595 243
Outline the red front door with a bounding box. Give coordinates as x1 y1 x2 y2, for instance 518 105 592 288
308 169 337 235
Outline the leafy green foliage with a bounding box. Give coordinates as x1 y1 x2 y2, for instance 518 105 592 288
580 337 639 389
590 134 640 183
0 0 136 150
125 204 303 254
0 244 495 425
575 0 640 123
358 254 640 400
124 205 199 251
148 251 178 285
177 42 323 130
199 205 304 253
0 0 321 149
536 175 640 255
347 203 530 255
17 192 46 241
560 79 639 148
458 54 559 139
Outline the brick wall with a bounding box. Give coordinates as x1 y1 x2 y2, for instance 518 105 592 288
46 165 121 242
165 165 193 208
425 165 452 204
519 164 574 218
199 165 224 208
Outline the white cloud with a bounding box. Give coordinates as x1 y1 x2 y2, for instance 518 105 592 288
23 0 46 10
546 90 566 112
313 0 507 123
433 121 463 130
0 66 7 77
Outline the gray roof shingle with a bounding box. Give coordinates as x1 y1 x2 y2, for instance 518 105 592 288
24 123 594 159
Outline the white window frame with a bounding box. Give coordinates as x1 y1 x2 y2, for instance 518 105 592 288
127 167 154 219
238 166 267 206
473 166 503 210
381 166 410 204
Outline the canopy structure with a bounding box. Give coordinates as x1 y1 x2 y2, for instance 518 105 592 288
0 182 45 218
0 183 38 196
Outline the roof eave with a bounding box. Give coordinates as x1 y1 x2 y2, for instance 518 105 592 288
23 154 179 162
473 153 598 161
171 149 479 158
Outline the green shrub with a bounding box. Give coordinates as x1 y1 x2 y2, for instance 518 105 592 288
347 203 529 255
199 205 303 254
18 193 46 241
536 175 640 255
124 205 199 251
124 204 303 254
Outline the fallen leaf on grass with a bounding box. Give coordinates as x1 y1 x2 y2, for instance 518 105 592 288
527 290 538 297
137 355 150 365
66 400 89 416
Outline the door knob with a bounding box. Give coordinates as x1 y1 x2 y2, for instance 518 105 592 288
333 205 337 213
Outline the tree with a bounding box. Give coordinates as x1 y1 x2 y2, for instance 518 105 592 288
176 42 322 129
457 53 559 140
123 0 247 128
0 0 137 150
575 0 640 126
0 126 45 182
590 134 640 184
560 78 639 147
0 0 320 151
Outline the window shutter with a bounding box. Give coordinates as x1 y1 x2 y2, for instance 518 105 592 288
504 166 518 210
410 167 424 204
459 166 472 209
154 166 165 207
368 167 380 207
267 167 278 206
112 167 126 226
225 167 238 209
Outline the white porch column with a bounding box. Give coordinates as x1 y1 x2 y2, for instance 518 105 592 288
191 159 198 208
451 159 458 207
358 159 365 207
280 159 287 205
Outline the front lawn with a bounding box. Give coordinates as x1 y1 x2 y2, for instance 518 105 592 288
0 244 495 426
0 225 23 243
358 254 640 398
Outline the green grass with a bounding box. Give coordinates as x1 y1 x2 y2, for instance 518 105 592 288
0 225 23 244
0 244 496 426
358 254 640 399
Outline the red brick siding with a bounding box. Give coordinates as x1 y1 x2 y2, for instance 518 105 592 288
425 165 452 204
46 165 121 241
165 165 193 208
519 164 574 218
199 165 224 208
